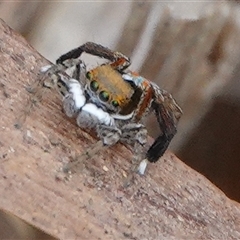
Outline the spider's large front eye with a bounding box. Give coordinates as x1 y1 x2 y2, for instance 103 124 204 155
86 71 92 79
99 91 109 102
90 80 99 92
112 100 119 108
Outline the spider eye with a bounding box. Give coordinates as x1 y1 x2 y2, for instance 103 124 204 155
99 91 109 102
112 100 119 107
86 71 92 79
90 80 99 92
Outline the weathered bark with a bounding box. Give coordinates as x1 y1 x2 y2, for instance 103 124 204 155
0 19 240 239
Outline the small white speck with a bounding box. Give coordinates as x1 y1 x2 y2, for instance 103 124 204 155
177 215 184 222
122 170 127 178
103 166 109 172
138 159 148 175
9 147 15 153
40 65 52 73
26 130 31 138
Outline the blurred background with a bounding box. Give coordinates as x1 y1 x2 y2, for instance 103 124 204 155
1 0 240 238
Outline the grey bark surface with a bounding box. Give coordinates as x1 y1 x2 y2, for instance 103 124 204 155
0 19 240 239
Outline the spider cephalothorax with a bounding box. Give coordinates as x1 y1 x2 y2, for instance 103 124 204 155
86 65 134 113
41 42 182 177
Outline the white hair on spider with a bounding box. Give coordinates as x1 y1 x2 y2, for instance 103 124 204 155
67 79 86 109
82 103 115 126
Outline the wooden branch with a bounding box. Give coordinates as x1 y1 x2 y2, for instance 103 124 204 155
0 19 240 239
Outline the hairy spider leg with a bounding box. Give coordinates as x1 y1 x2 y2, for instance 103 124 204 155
146 88 182 162
63 125 122 173
146 103 177 162
123 72 182 163
62 140 104 173
56 42 131 72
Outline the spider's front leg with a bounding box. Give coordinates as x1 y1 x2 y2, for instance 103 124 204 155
38 58 90 120
39 67 87 120
56 42 131 72
17 58 86 128
40 57 87 90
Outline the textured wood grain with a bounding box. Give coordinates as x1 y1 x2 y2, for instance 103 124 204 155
0 19 240 239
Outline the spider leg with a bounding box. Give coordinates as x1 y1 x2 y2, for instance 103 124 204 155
120 123 149 182
62 140 104 173
54 74 115 126
146 109 176 163
147 88 182 163
114 72 182 168
40 58 87 86
39 60 88 118
16 61 65 129
63 125 121 173
62 59 87 84
56 42 131 72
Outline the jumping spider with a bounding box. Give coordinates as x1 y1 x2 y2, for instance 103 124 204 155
41 42 182 178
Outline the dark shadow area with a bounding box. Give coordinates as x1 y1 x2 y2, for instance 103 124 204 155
0 210 56 240
178 97 240 202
